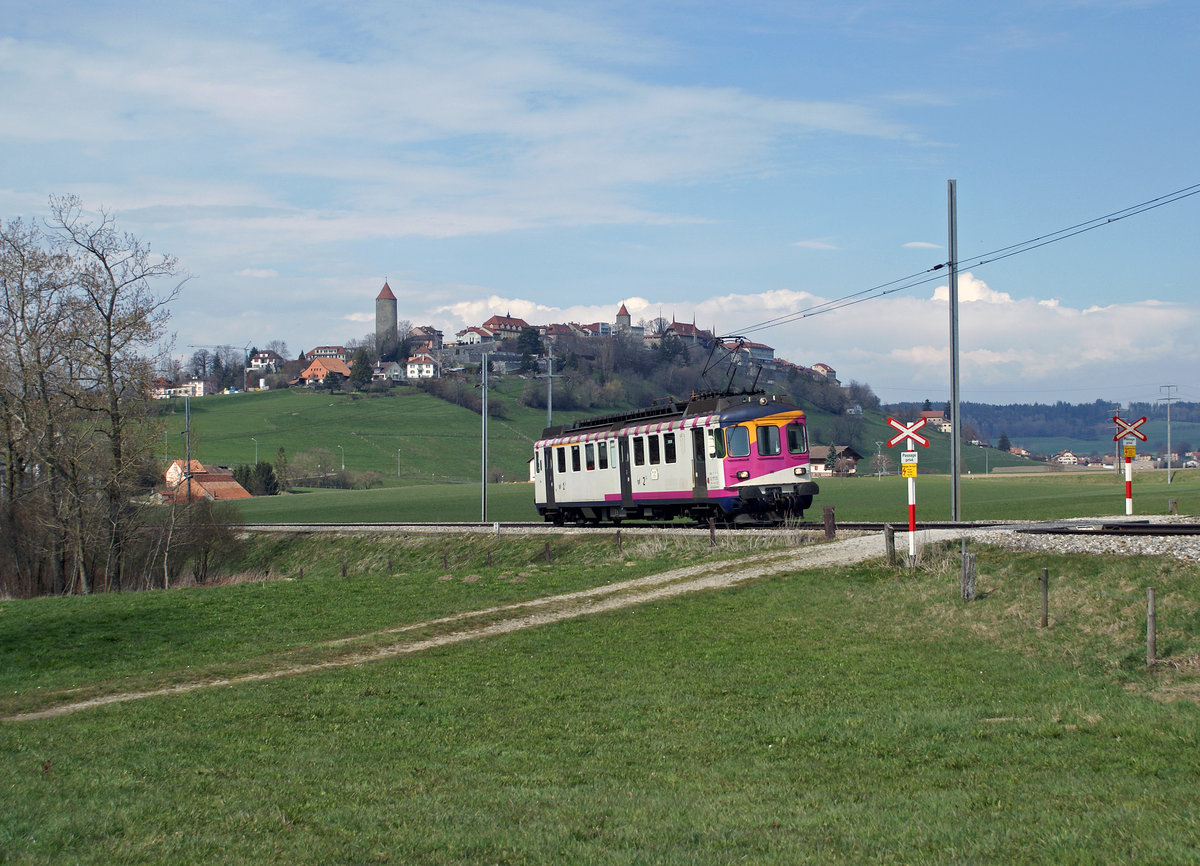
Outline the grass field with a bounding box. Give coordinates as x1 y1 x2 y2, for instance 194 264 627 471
157 387 1039 489
225 466 1200 524
2 532 1199 862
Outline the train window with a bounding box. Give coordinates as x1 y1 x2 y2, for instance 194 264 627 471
757 425 781 457
663 432 676 463
633 436 645 466
727 425 751 458
571 445 581 472
610 441 618 468
585 443 595 470
598 442 609 470
787 422 808 454
648 435 661 465
708 428 725 458
556 447 566 474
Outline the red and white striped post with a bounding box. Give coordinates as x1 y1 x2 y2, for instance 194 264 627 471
886 418 931 563
1113 416 1147 517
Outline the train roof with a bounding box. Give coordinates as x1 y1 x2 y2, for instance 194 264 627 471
540 390 799 439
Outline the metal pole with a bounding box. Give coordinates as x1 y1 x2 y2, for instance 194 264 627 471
947 179 962 521
547 354 553 428
251 437 258 464
1161 384 1176 483
481 352 488 521
397 449 401 477
338 444 344 471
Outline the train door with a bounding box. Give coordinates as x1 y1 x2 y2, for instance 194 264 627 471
542 446 556 508
617 436 633 507
691 428 708 498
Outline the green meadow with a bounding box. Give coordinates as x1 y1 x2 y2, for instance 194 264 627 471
3 388 1196 862
225 467 1200 524
157 387 1038 493
2 532 1199 863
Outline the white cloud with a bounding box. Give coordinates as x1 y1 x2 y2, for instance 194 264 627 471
237 268 278 278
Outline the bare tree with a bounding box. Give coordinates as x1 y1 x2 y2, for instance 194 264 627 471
46 195 185 591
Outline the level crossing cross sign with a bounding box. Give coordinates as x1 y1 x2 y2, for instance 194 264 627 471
885 417 931 448
1112 415 1148 442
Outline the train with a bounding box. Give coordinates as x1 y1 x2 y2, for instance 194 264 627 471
532 390 819 525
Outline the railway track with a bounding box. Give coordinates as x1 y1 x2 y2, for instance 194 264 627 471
234 519 1200 537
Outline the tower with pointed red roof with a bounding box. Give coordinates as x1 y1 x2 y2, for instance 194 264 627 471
375 281 398 350
615 302 631 332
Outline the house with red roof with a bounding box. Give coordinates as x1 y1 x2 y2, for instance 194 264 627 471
161 460 251 503
298 356 352 385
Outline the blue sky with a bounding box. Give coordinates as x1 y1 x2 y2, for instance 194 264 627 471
2 0 1197 405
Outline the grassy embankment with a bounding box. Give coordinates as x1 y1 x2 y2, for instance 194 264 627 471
2 530 1199 862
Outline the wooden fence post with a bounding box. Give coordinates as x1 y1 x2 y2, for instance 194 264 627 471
709 517 717 547
822 505 836 540
1040 568 1049 628
884 524 896 566
1147 587 1156 666
617 529 623 556
960 552 976 601
544 541 551 564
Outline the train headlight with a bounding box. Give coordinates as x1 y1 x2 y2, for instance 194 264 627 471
736 470 750 481
794 466 807 477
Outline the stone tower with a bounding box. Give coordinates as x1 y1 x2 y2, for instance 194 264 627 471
615 302 631 332
375 281 398 349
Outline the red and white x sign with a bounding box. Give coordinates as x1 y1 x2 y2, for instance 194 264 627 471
886 417 930 448
1112 415 1148 442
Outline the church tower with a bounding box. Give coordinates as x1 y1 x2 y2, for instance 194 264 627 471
376 281 398 349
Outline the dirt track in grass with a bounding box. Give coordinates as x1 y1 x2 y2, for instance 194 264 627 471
6 530 973 722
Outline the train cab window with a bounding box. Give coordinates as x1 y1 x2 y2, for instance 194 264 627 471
663 432 676 464
556 448 566 474
757 425 781 457
598 442 609 470
787 422 808 454
648 435 661 465
708 428 726 458
633 436 645 466
727 425 751 458
571 445 581 472
585 443 595 470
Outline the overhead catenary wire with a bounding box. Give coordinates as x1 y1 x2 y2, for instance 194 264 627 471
724 182 1200 341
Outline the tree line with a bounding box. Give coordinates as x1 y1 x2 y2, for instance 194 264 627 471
0 198 232 597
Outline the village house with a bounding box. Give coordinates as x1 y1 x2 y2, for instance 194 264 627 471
249 350 285 372
409 326 444 352
161 460 251 503
372 361 405 382
809 445 864 476
480 314 530 338
307 345 349 362
298 356 352 385
152 379 207 400
406 352 439 379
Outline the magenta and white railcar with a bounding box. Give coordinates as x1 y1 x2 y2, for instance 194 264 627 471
532 392 819 525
